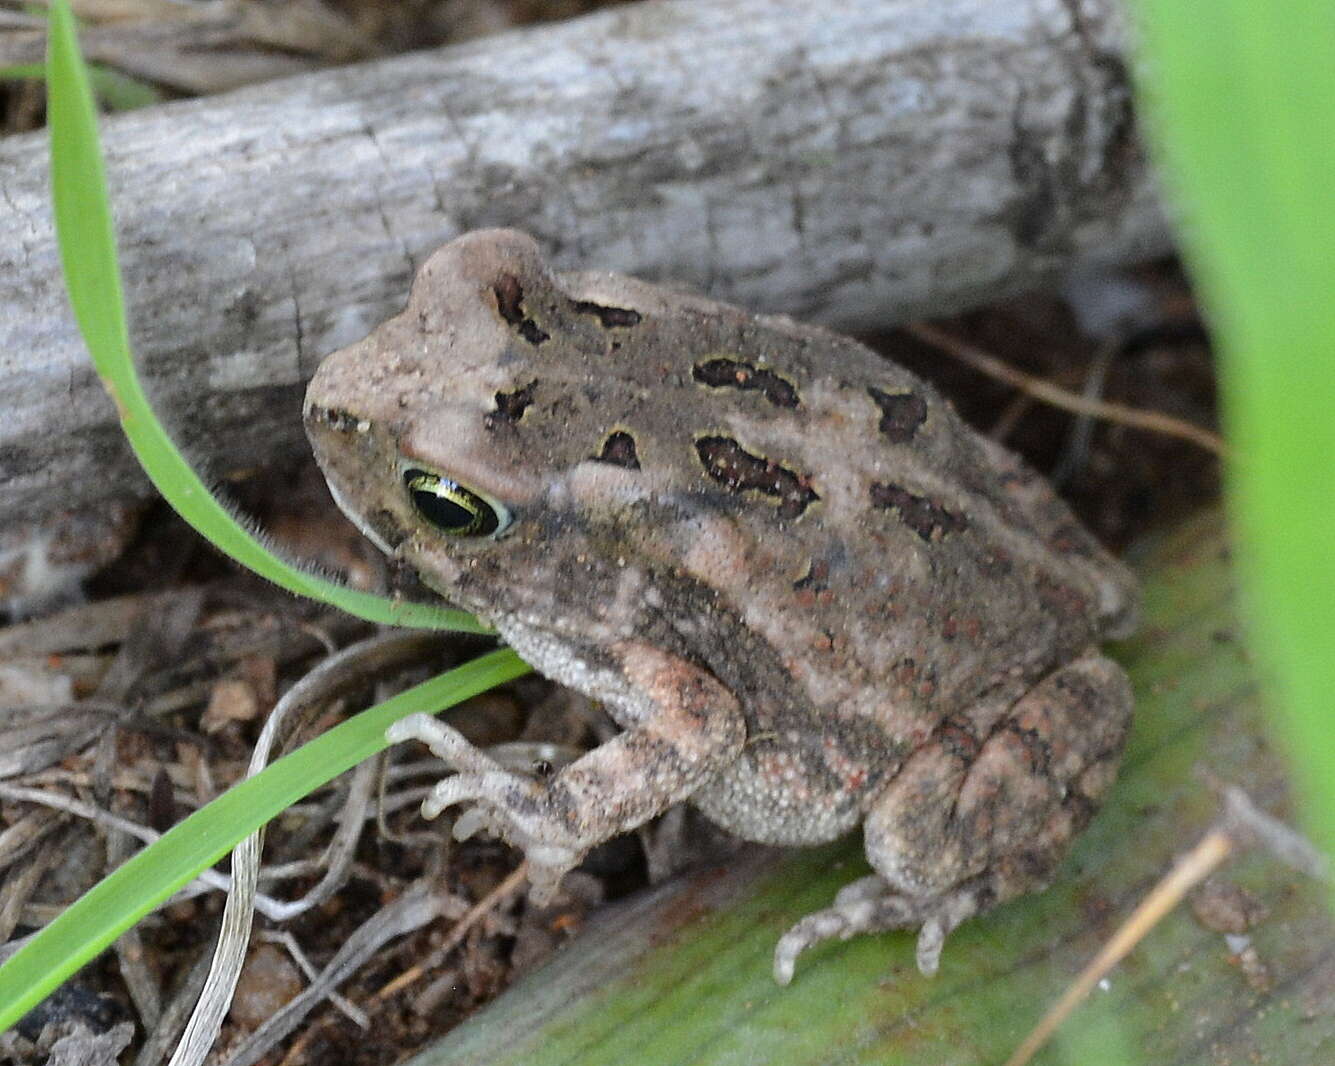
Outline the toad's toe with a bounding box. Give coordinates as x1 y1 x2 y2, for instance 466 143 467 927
772 880 981 985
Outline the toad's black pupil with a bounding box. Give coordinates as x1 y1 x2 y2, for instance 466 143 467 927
414 490 475 531
404 470 499 537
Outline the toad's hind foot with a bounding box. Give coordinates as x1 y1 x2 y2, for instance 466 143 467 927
775 651 1132 985
772 876 982 985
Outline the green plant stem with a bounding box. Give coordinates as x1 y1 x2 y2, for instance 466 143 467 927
44 0 487 635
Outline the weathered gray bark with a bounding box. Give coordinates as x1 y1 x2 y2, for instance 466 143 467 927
0 0 1167 528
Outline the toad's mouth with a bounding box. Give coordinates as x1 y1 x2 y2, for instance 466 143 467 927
303 401 411 557
322 478 398 557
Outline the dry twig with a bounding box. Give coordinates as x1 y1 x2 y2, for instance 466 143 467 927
1005 787 1328 1066
166 631 450 1066
906 321 1228 457
369 861 531 1005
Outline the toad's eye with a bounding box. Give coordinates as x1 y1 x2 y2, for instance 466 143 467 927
403 469 511 538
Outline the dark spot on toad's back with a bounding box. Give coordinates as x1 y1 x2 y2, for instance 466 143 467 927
492 274 549 345
695 436 819 519
570 299 642 328
693 358 800 409
1060 791 1098 832
869 483 967 541
867 387 928 443
486 381 537 429
594 431 641 470
793 559 829 591
492 274 524 323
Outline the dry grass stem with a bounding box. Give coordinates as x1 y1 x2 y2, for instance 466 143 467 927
166 632 447 1066
369 861 531 1005
1004 828 1235 1066
906 321 1228 457
1007 785 1328 1066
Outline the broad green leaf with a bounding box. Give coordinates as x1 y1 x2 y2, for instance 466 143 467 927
1131 0 1335 865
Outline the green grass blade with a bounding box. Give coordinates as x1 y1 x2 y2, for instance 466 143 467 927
86 64 162 112
0 647 531 1033
1130 0 1335 864
9 0 529 1040
44 0 487 634
1 60 162 111
0 63 45 79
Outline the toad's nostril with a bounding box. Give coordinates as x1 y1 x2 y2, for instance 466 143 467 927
303 405 367 434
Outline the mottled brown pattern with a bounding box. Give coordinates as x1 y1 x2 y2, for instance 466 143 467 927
570 298 643 328
365 508 408 550
867 386 928 442
304 404 361 434
935 716 982 763
869 482 968 541
305 229 1138 986
792 559 829 592
593 430 641 469
487 380 537 427
693 357 801 409
695 436 819 519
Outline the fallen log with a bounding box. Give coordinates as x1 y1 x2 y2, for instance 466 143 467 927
0 0 1166 528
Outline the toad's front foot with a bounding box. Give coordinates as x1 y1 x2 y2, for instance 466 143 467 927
772 876 982 985
389 648 745 906
387 713 586 901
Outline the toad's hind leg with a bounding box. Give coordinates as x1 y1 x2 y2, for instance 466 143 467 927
774 649 1131 984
